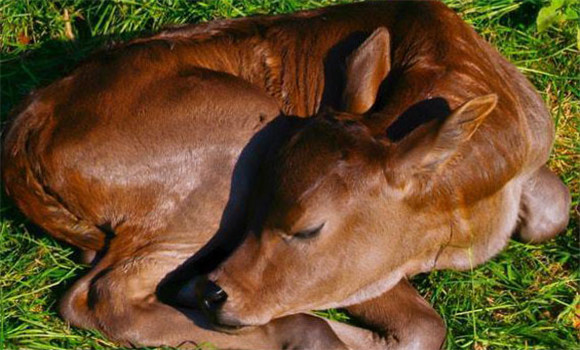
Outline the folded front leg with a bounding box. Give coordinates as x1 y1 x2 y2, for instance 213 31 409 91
344 278 446 350
60 249 360 350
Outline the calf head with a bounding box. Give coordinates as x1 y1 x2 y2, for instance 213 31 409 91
193 27 498 329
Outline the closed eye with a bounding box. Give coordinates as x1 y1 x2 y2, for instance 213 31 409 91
293 223 325 240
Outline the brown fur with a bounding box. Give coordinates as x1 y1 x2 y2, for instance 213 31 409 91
2 1 570 349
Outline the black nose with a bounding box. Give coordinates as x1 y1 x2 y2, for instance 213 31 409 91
202 280 228 310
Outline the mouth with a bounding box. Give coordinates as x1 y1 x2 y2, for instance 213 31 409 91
211 321 254 334
207 307 269 334
200 300 255 333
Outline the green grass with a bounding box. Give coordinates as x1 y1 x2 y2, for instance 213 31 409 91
1 0 578 349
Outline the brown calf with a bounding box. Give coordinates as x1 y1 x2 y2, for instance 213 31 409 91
2 1 570 349
182 0 571 347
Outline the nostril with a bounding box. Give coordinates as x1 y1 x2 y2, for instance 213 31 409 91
174 276 202 309
203 280 228 309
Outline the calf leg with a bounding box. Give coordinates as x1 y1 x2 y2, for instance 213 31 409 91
60 249 443 349
517 166 571 243
344 278 446 350
60 252 361 349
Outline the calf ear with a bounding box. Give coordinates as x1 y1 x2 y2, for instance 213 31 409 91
421 94 497 170
342 27 391 115
394 94 498 173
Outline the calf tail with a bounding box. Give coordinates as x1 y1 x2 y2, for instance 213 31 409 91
2 96 105 251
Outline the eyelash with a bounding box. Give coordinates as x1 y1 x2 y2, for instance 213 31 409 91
293 223 325 240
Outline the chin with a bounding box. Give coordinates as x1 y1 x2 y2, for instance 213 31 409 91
211 309 271 333
211 322 256 334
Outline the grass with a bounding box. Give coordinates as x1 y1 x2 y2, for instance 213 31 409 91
0 0 578 349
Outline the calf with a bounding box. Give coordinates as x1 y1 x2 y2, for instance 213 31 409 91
2 1 569 349
181 1 570 348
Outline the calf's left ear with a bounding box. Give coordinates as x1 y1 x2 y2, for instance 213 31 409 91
342 27 391 115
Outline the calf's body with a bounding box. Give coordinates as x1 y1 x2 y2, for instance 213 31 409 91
2 1 569 349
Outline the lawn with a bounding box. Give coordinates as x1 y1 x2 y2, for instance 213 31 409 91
1 0 578 349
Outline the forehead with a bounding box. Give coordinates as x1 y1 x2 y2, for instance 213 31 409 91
254 117 386 229
263 144 342 229
274 122 342 192
267 119 375 209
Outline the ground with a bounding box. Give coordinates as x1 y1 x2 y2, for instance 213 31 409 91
0 0 578 349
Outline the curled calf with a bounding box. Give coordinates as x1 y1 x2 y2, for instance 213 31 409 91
189 2 571 347
2 1 570 349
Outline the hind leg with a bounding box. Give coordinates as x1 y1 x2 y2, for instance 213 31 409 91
518 166 571 243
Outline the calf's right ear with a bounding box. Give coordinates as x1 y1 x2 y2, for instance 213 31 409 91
341 27 391 115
